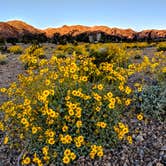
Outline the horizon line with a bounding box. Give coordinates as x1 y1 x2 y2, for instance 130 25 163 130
1 19 166 32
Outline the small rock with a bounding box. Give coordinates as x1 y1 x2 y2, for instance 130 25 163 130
136 135 144 142
106 163 111 166
159 151 164 159
49 164 56 166
131 119 138 123
123 163 128 166
139 148 144 159
161 154 166 165
134 160 140 166
156 162 164 166
161 145 166 151
147 162 153 166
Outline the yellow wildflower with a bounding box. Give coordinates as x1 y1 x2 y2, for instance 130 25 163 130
48 138 55 145
64 149 71 156
22 157 31 165
4 136 9 144
137 113 143 121
62 156 70 164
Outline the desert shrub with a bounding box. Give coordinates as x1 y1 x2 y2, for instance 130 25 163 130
152 51 166 83
55 44 88 55
20 45 45 69
134 53 166 78
0 52 133 165
157 42 166 51
8 45 23 54
157 67 166 83
55 43 131 67
0 39 7 52
0 53 7 65
63 45 75 54
1 43 166 165
123 42 150 49
53 50 67 58
0 45 8 53
133 84 166 121
73 44 89 56
88 44 130 67
56 44 72 51
127 49 143 60
54 44 74 58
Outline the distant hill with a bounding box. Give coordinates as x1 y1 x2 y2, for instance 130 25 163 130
7 20 42 36
0 22 19 39
0 20 166 43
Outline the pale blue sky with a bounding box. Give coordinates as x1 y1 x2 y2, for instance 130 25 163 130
0 0 166 31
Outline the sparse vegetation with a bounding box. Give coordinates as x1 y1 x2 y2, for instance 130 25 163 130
8 45 23 54
0 53 7 65
123 42 150 49
20 44 46 69
157 42 166 51
133 84 166 121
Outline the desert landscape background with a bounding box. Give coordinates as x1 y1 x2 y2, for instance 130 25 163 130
0 20 166 44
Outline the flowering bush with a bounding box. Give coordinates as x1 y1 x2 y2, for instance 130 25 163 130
157 42 166 51
87 43 131 67
122 42 152 49
0 50 134 165
20 44 45 69
0 43 166 165
8 45 23 54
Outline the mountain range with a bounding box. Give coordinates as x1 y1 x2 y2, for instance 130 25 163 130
0 20 166 43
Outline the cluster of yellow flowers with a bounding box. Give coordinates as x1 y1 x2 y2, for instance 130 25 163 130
20 45 45 69
63 149 76 164
8 45 23 54
0 121 4 131
129 54 166 79
89 145 104 159
22 153 43 166
0 43 165 165
74 135 84 147
122 42 152 49
114 122 129 138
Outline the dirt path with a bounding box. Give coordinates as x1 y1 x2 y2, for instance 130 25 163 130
0 53 23 88
0 53 24 104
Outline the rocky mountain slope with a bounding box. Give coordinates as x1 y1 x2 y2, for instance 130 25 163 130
7 20 42 36
0 22 19 39
0 20 166 42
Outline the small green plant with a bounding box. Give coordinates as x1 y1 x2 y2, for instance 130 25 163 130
8 45 23 54
123 42 150 49
0 53 7 65
157 42 166 51
134 84 166 121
